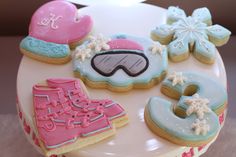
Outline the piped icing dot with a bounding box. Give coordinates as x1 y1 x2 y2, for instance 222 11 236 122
185 94 211 119
167 72 187 86
191 119 210 135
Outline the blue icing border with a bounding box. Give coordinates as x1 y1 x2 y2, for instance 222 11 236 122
20 36 70 58
162 72 227 112
73 34 168 87
146 97 220 141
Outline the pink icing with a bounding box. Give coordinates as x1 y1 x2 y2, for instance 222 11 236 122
29 0 93 44
46 78 126 121
108 39 144 51
33 82 115 150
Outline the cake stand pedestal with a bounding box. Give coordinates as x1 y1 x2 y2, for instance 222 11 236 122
16 3 227 157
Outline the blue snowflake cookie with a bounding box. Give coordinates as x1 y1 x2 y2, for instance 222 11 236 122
151 6 231 64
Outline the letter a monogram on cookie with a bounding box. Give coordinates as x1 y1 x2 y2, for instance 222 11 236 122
38 13 62 29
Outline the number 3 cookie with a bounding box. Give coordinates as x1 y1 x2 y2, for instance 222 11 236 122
144 72 227 146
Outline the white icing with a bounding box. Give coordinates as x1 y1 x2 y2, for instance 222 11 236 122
185 94 211 119
108 111 126 120
172 17 209 51
167 72 187 86
37 13 62 29
75 11 82 22
34 94 50 101
104 102 116 108
73 47 92 61
81 125 112 137
191 119 210 135
73 34 111 62
149 42 165 55
45 137 77 149
87 34 111 52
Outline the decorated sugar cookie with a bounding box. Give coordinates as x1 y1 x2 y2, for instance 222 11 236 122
145 97 219 146
144 72 227 147
33 78 128 156
73 34 168 92
162 72 227 115
20 0 93 64
151 6 231 64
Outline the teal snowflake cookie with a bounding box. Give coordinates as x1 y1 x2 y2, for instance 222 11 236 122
151 6 231 64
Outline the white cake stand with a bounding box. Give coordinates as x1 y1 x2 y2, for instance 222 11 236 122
16 3 227 157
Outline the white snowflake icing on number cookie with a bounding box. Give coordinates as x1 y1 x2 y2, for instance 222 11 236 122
191 119 210 135
167 72 187 86
151 6 231 64
185 94 211 119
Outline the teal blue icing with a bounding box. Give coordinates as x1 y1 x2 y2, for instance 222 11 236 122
151 24 174 42
192 7 212 25
151 6 231 64
20 36 70 58
194 39 216 59
147 97 220 141
207 24 231 40
167 6 186 24
162 72 227 112
73 34 168 88
168 37 189 57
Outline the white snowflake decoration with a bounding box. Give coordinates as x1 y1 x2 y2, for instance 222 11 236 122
185 94 211 119
87 34 111 52
149 42 165 55
73 47 92 61
191 119 210 135
73 34 111 61
167 72 187 86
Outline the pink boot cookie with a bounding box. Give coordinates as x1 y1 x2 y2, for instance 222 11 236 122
20 0 93 64
46 78 128 128
33 85 114 156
